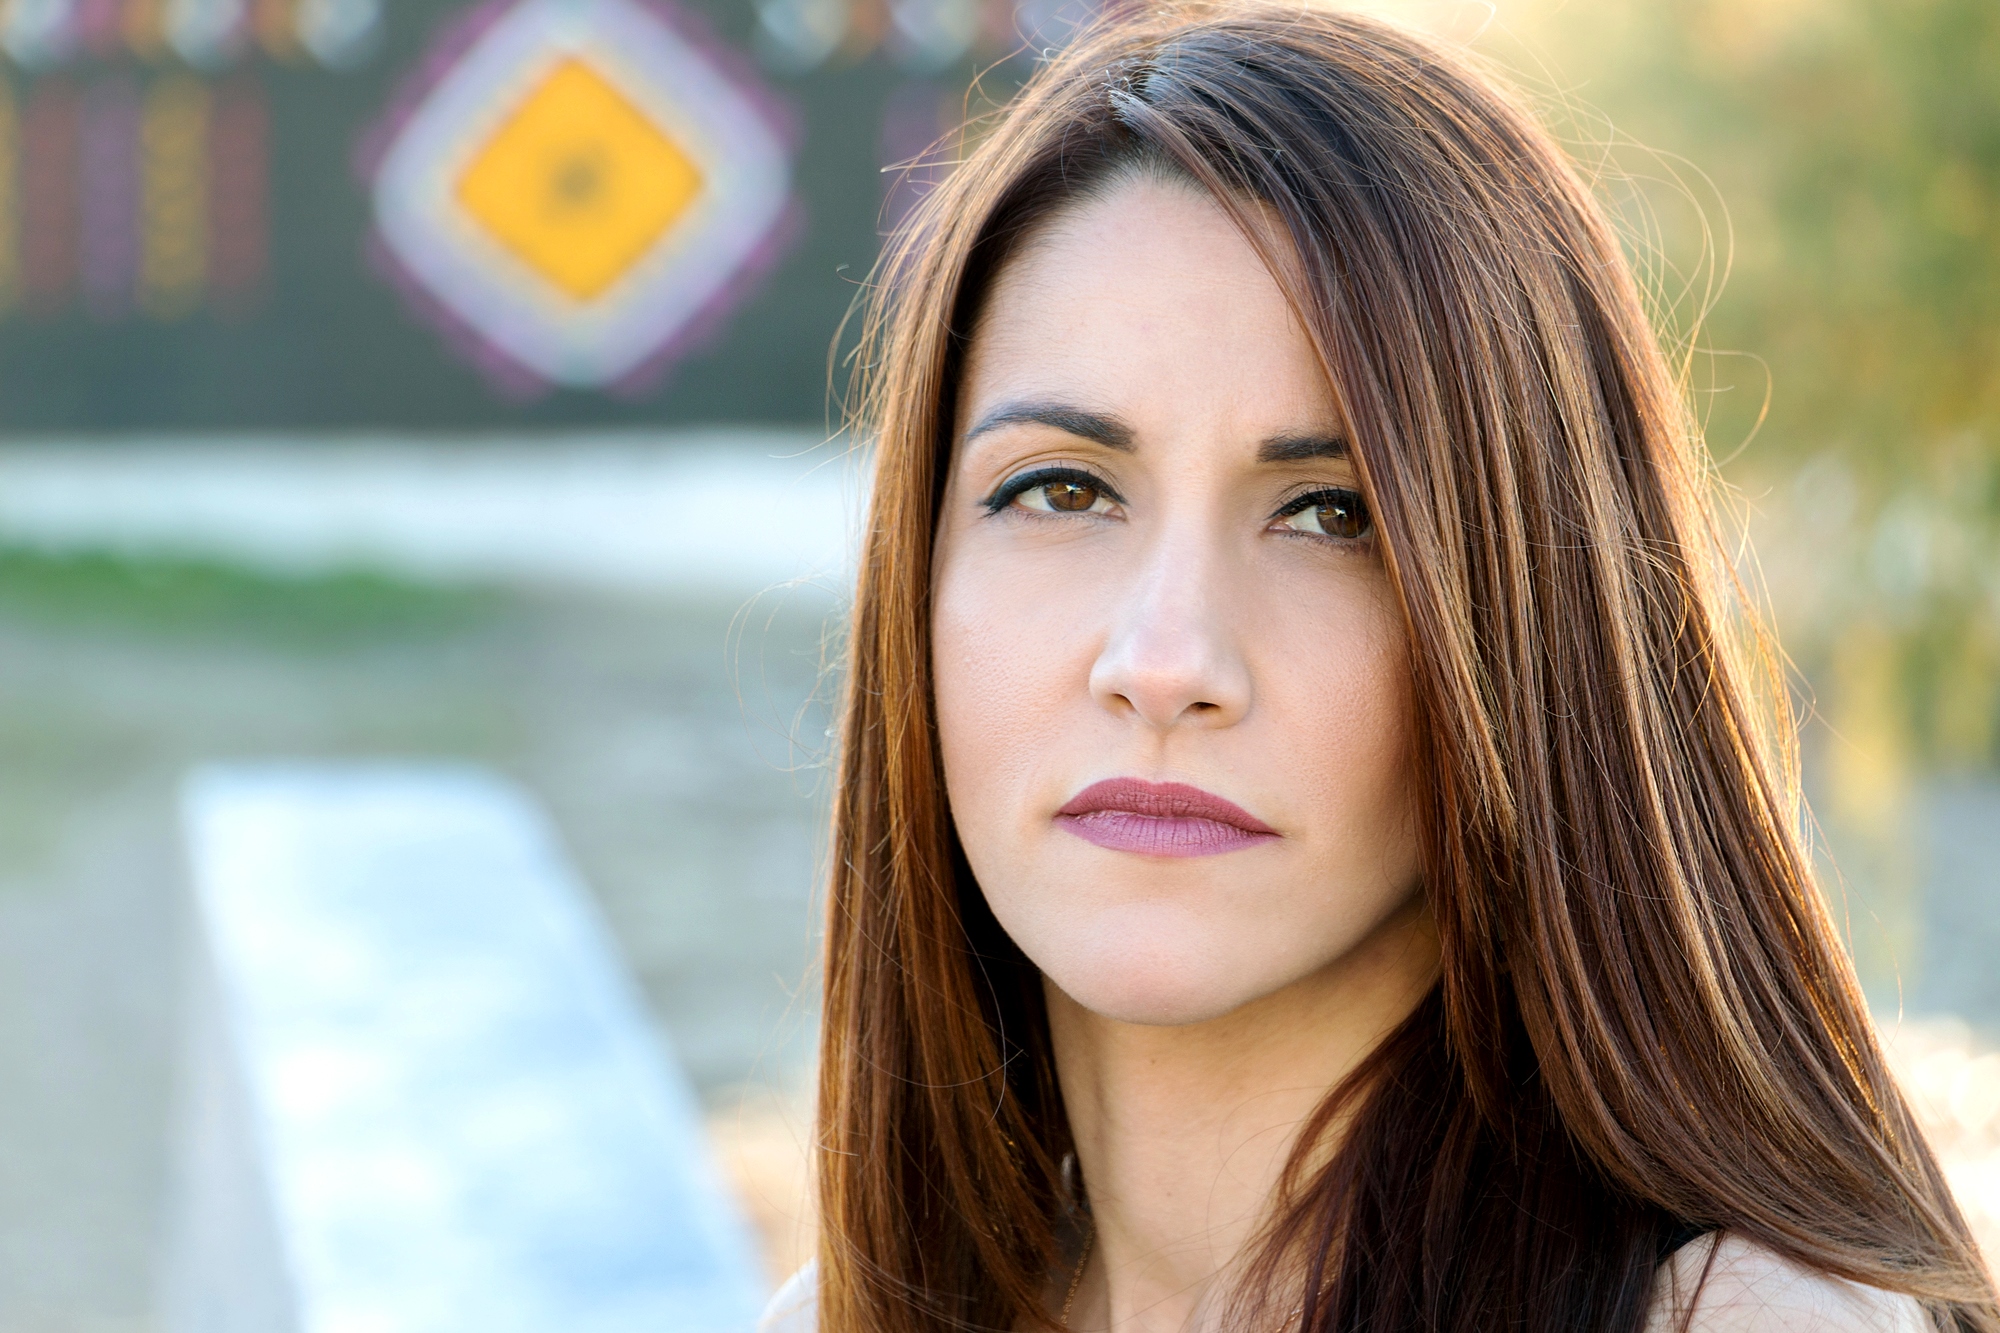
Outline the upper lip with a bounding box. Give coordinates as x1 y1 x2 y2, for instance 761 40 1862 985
1057 778 1277 834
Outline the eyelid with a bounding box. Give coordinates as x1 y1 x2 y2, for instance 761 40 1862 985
1270 483 1364 520
982 464 1127 514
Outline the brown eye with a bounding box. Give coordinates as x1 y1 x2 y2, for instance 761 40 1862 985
1277 488 1372 540
1044 480 1100 512
987 468 1121 517
1316 494 1368 538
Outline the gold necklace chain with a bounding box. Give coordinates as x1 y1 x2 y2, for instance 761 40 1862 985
1061 1222 1095 1330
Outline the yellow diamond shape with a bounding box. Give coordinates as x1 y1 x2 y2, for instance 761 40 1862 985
456 57 704 303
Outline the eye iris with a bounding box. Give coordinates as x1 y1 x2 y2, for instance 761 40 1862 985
1316 494 1369 539
1045 480 1099 512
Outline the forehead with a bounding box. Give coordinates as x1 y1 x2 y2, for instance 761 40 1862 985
958 176 1340 441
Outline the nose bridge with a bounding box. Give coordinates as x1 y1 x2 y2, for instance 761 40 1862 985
1090 508 1251 730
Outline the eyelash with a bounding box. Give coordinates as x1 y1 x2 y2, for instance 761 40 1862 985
981 466 1125 515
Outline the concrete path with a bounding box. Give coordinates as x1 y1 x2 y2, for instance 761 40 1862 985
0 583 832 1329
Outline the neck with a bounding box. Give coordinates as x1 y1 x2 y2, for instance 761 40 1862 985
1048 897 1438 1333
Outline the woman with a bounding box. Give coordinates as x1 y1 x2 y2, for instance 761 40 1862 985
776 5 2000 1330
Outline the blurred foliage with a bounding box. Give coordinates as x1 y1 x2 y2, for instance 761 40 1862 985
0 548 504 645
1492 0 2000 779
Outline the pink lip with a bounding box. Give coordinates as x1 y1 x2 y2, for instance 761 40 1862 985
1055 778 1279 859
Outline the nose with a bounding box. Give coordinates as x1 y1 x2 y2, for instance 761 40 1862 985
1088 538 1253 731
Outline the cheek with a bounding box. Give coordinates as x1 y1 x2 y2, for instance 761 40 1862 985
1266 588 1419 877
931 542 1095 842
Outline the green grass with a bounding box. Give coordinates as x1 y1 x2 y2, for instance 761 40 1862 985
0 547 507 644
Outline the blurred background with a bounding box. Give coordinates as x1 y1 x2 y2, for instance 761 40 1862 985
0 0 1992 1326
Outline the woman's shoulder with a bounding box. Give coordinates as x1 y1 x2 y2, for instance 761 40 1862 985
758 1259 819 1333
761 1240 1928 1332
1646 1232 1929 1332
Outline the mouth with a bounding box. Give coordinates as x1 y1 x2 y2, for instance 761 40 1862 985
1055 778 1279 859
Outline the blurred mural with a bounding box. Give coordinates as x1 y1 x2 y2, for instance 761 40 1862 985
0 0 1993 1322
0 0 1093 426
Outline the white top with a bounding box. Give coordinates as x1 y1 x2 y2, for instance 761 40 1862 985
1648 1234 1929 1332
758 1260 819 1333
760 1236 1930 1332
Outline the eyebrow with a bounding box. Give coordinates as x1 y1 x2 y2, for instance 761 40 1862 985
961 401 1136 451
962 400 1349 463
1256 432 1349 463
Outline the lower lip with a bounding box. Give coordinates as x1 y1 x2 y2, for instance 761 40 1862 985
1055 810 1279 858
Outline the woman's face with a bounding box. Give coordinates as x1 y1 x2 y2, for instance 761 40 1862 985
932 176 1426 1028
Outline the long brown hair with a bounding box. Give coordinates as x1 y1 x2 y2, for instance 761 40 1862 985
816 6 2000 1330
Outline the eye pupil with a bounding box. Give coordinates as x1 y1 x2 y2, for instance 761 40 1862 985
1317 494 1368 539
1046 481 1099 512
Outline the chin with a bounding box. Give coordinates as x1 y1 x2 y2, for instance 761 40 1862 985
1037 904 1281 1027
